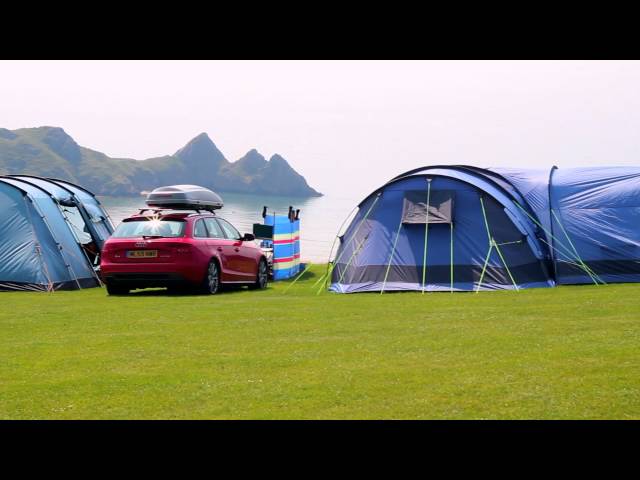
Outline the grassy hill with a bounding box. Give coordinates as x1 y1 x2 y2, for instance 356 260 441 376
1 264 639 419
0 126 322 197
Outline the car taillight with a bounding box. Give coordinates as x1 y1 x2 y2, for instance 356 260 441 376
102 245 119 259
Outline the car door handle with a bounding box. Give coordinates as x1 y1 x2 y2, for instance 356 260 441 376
234 247 240 252
217 247 223 252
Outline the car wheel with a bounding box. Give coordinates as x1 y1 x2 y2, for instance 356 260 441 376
106 283 129 295
249 258 268 290
202 260 220 295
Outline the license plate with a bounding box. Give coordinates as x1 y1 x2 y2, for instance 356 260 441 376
127 250 158 258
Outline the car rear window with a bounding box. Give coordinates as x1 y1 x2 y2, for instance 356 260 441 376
111 218 186 238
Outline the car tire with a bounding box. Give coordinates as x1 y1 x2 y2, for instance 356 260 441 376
202 260 220 295
249 258 268 290
106 283 129 295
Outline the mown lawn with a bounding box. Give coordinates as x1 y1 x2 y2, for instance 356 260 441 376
1 264 639 419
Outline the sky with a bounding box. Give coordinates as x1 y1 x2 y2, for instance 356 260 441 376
2 60 640 198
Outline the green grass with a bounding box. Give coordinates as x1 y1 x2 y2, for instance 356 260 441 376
1 264 640 419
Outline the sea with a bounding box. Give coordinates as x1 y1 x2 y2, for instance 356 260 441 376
99 192 361 263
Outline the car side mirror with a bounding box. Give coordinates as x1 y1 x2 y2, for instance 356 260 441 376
242 233 255 242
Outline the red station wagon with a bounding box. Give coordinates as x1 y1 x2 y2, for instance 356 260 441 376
100 211 268 295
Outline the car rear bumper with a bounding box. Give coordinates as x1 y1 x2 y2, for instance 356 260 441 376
100 262 204 288
102 272 192 289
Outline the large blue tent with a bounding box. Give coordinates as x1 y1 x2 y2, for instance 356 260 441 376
0 175 114 291
329 165 640 293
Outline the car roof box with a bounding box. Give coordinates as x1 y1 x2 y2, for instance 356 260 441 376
145 185 223 211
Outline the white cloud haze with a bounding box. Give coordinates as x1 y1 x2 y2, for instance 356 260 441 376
2 60 640 198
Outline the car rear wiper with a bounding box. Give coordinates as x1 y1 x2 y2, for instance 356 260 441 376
142 235 165 239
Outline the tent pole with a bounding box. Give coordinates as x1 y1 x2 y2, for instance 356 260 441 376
321 234 369 295
421 179 432 294
23 196 54 292
475 246 493 293
450 222 454 293
29 197 83 290
547 166 559 281
493 240 519 291
551 209 603 286
478 196 519 292
318 264 340 294
332 193 380 267
324 235 367 292
324 205 358 283
476 195 493 293
381 217 404 294
284 262 313 293
316 267 332 295
312 268 330 289
324 193 381 291
479 196 492 247
335 235 369 287
56 201 103 287
537 237 601 282
513 201 603 285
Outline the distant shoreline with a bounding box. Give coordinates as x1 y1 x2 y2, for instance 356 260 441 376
136 189 323 199
96 189 325 200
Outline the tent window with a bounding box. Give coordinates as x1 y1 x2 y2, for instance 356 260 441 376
60 205 100 264
402 190 454 224
62 206 92 243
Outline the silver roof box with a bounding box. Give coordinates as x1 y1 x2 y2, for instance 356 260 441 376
145 185 223 211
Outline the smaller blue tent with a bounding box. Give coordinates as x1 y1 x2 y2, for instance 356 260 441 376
0 176 114 291
329 165 640 293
